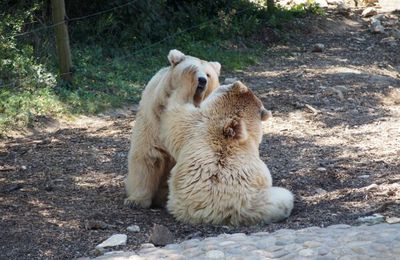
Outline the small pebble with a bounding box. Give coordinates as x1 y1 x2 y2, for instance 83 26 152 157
312 43 325 52
127 225 140 232
386 217 400 224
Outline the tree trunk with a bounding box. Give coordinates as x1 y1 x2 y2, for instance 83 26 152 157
267 0 275 13
51 0 73 82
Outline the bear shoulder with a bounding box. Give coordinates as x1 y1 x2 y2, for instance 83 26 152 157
160 104 202 158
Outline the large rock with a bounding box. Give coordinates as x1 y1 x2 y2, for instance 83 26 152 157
149 224 175 246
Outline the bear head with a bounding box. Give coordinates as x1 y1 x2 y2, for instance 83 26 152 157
202 81 272 146
168 49 221 107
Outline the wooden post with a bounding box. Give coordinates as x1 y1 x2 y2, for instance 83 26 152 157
51 0 72 81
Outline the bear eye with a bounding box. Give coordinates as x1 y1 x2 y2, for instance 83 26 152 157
206 73 210 78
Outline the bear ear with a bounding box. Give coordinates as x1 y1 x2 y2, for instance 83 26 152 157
261 108 272 121
168 49 185 66
209 62 221 76
231 81 248 94
223 118 248 142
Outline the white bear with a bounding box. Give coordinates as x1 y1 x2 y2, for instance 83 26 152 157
124 49 221 208
160 81 294 225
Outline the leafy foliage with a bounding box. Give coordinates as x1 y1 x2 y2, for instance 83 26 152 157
0 0 324 136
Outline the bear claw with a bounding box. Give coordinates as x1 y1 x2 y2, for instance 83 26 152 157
124 197 152 209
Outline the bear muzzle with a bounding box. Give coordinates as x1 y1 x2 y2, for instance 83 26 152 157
197 76 207 89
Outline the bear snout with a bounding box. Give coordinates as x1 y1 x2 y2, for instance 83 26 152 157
197 77 207 88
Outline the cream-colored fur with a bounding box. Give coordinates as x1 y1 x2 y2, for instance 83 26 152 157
160 81 294 226
125 49 221 208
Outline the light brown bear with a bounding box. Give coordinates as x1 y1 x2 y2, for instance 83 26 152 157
160 81 294 226
125 49 221 208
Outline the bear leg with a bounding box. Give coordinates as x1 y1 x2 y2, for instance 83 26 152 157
124 148 168 208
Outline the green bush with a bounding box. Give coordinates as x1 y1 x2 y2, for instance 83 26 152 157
0 0 324 136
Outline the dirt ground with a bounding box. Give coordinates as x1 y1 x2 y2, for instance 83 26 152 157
1 9 399 260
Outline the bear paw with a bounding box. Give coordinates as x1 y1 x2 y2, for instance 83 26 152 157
124 196 152 209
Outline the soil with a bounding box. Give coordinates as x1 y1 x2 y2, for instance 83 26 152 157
1 8 399 260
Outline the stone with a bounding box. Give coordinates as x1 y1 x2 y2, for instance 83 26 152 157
312 43 325 52
350 246 369 254
127 225 140 232
183 247 203 257
362 7 377 17
303 241 322 248
370 19 385 34
318 247 330 255
386 217 400 224
205 250 225 259
357 214 385 224
265 249 290 258
140 243 155 249
149 224 175 246
266 245 284 252
95 234 127 249
255 238 276 249
299 248 316 257
317 167 327 172
276 241 288 246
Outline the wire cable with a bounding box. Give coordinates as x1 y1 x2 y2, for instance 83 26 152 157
1 0 138 40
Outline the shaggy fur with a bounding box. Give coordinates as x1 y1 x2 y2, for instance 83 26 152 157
125 49 221 208
160 81 294 226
